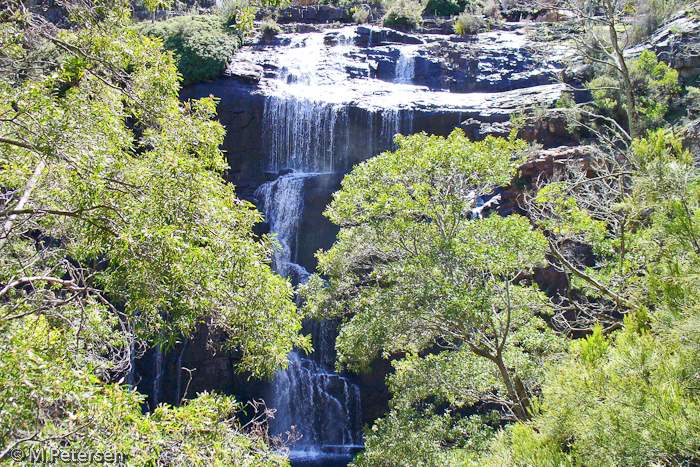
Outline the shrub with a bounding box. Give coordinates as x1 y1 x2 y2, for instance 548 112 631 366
453 11 484 34
260 18 282 37
629 0 686 44
217 0 255 34
352 4 371 23
424 0 462 16
423 0 480 16
482 0 501 19
587 50 679 133
382 0 423 30
135 15 239 86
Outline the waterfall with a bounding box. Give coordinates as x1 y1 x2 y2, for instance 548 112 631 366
263 98 349 174
151 343 163 410
257 173 364 465
393 46 418 84
175 340 188 406
256 27 449 466
254 173 313 283
269 352 363 452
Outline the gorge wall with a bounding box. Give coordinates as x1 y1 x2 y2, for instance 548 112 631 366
137 18 584 466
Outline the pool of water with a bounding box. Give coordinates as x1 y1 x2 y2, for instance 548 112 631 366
287 445 363 467
290 454 355 467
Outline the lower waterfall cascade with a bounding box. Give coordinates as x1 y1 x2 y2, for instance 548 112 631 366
256 174 364 466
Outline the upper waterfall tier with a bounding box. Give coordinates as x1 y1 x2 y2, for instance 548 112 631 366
230 25 572 109
181 24 574 177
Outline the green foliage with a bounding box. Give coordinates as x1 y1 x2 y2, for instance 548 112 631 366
482 125 700 467
351 4 371 23
382 0 424 30
631 128 700 317
486 315 700 466
134 15 240 86
304 130 565 465
144 0 174 17
355 404 498 467
218 0 257 37
0 316 289 466
588 50 679 133
452 11 484 34
260 17 283 37
0 0 304 460
424 0 461 16
555 92 575 109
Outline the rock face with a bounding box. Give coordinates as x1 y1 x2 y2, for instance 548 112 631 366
628 9 700 82
156 23 582 461
181 25 573 184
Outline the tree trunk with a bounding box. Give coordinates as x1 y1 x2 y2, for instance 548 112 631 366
495 352 531 422
607 2 638 139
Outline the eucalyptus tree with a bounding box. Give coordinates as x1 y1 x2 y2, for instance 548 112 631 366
303 130 565 464
479 129 700 467
0 0 304 462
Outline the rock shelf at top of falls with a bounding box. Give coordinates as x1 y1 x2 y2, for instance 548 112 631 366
227 24 572 112
180 23 578 180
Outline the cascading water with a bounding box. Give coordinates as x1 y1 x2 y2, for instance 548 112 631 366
262 98 349 174
255 173 313 284
246 26 571 466
393 45 418 84
151 344 163 410
255 28 395 467
256 172 364 466
260 27 418 173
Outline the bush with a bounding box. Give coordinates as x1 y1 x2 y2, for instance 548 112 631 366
587 50 679 132
135 15 239 86
260 17 282 36
628 0 685 44
482 0 501 19
382 0 424 30
453 11 484 34
217 0 255 34
423 0 479 16
352 4 371 23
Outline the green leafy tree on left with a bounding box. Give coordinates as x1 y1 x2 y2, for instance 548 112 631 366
0 0 305 462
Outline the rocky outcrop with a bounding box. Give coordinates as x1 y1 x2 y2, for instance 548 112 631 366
257 5 352 24
181 25 576 188
497 145 594 216
628 9 700 82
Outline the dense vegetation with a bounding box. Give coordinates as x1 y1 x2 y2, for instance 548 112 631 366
2 0 699 464
304 1 700 466
0 0 303 463
134 14 241 86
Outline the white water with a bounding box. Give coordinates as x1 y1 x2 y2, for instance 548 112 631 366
393 45 418 84
250 26 573 466
261 28 424 173
254 173 313 283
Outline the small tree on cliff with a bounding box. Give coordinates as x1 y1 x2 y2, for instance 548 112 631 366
302 130 565 464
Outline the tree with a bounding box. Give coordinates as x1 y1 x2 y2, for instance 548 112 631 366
522 50 680 334
0 0 304 461
479 129 700 467
302 130 565 465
